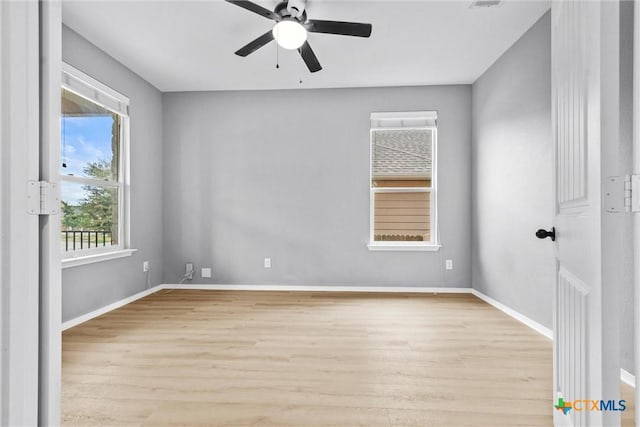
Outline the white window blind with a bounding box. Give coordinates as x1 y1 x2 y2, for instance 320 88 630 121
370 111 437 129
62 63 129 116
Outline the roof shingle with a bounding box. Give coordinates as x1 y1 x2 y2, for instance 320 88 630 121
372 129 432 179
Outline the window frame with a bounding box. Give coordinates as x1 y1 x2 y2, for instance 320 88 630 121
368 120 439 252
60 63 134 267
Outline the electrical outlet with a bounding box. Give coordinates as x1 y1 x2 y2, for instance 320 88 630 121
264 258 271 268
143 261 149 272
201 268 212 278
186 262 194 279
445 259 453 270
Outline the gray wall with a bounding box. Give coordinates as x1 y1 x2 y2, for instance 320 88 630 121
471 12 554 328
61 25 164 321
163 86 471 287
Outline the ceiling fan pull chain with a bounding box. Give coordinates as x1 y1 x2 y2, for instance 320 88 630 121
275 27 280 69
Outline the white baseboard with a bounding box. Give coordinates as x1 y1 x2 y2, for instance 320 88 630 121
553 411 572 427
621 368 636 388
163 283 473 294
470 289 553 340
61 285 164 331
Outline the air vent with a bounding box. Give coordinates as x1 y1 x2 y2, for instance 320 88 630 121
470 0 503 8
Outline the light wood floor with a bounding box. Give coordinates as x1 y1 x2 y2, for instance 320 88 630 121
62 290 635 426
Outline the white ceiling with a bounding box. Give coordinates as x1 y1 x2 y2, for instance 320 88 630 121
62 0 550 92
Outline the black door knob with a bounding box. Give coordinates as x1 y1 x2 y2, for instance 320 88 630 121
536 227 556 241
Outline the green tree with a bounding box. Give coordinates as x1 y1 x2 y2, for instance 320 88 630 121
61 159 116 236
84 159 112 181
79 159 116 233
61 201 78 229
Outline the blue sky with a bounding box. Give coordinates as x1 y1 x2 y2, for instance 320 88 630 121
61 115 115 205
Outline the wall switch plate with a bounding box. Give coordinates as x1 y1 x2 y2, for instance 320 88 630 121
445 259 453 270
143 261 149 272
264 258 271 268
201 268 212 278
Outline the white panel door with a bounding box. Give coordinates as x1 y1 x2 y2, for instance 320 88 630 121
551 1 619 426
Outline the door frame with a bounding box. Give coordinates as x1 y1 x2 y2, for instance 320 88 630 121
0 1 42 425
0 1 62 424
39 0 62 424
633 1 640 425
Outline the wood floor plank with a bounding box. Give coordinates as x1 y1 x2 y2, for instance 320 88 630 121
143 401 391 427
62 290 635 426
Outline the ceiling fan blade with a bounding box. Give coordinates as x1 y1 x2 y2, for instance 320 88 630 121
304 19 372 37
234 30 275 57
298 41 322 73
225 0 280 21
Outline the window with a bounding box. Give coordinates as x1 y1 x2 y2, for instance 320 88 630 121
368 112 438 251
60 64 132 264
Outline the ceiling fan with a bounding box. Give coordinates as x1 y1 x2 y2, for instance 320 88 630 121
225 0 372 73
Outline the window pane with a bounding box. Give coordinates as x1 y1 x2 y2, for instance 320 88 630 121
61 88 120 181
373 191 430 242
60 181 119 252
371 129 432 188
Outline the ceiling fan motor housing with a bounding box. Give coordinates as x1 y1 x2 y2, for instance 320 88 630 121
275 0 307 22
286 0 306 18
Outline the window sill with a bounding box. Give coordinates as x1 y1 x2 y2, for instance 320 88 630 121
367 243 441 252
62 249 137 269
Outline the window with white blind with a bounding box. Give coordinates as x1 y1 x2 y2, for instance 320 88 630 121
60 63 133 266
368 111 439 251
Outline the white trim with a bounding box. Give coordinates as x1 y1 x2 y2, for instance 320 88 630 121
633 0 640 420
372 187 430 193
163 284 471 293
0 2 40 424
431 127 438 245
39 1 63 424
63 244 126 260
367 243 441 251
470 289 553 340
61 248 137 269
553 410 572 427
121 106 131 250
61 174 119 187
61 285 164 331
621 368 636 388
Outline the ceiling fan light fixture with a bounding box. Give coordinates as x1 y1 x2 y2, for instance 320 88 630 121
272 20 307 50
